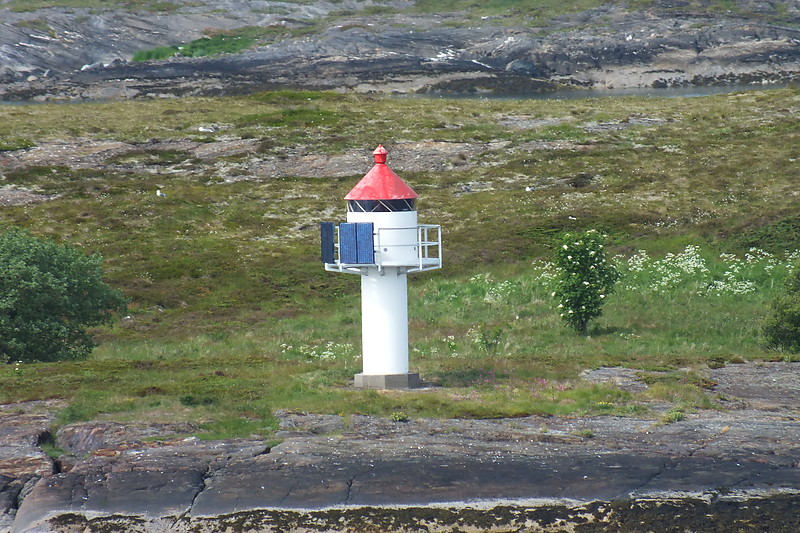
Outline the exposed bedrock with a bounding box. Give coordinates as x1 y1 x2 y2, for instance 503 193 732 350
1 2 799 100
3 363 800 532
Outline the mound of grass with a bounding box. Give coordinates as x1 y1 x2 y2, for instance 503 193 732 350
0 137 35 152
729 216 800 254
132 24 322 62
132 26 263 61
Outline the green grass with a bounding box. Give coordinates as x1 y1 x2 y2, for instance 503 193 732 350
0 137 35 152
1 88 800 438
412 0 609 19
0 245 795 437
132 26 314 62
13 19 56 35
411 0 796 26
7 0 182 12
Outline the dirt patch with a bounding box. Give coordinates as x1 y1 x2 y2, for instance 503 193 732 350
580 366 651 393
710 361 800 411
3 139 135 169
1 138 507 182
498 115 570 130
582 361 800 411
0 186 59 206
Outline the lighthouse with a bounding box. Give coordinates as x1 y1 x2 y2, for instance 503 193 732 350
321 145 442 389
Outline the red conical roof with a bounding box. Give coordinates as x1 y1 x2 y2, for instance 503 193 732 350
344 145 418 200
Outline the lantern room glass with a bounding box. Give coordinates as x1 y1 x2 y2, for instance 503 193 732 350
347 199 417 213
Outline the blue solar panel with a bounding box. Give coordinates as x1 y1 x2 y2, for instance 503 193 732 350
356 223 374 264
320 222 335 263
339 223 358 264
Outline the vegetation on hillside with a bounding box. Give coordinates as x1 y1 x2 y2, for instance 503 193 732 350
9 0 797 23
1 87 799 437
7 0 182 13
0 229 127 364
132 25 321 62
763 261 800 353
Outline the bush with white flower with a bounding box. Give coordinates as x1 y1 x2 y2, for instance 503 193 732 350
762 260 800 353
553 230 619 334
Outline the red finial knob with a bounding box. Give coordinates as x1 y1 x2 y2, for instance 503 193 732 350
373 145 388 164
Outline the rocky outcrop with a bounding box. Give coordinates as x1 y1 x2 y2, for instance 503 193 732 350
0 401 62 532
0 0 408 84
3 363 800 532
0 138 506 185
1 1 799 100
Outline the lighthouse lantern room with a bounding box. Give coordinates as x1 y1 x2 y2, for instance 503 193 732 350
321 145 442 389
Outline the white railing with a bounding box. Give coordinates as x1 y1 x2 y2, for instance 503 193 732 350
324 224 442 275
410 224 442 273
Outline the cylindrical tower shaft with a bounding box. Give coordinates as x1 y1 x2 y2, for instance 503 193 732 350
360 267 408 375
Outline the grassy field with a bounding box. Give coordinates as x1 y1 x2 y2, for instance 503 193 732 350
9 0 796 21
1 87 799 438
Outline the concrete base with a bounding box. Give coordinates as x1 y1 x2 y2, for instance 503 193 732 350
354 373 421 390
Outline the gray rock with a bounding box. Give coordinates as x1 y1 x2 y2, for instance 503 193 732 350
4 363 800 531
0 401 62 532
1 2 799 100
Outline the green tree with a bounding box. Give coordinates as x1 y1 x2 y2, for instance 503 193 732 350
762 261 800 353
553 229 619 335
0 228 128 363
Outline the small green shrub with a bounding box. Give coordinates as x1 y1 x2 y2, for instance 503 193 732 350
179 395 216 407
390 411 410 422
469 325 504 356
661 407 686 424
0 228 128 363
762 261 800 352
38 431 64 459
0 138 35 152
553 229 619 334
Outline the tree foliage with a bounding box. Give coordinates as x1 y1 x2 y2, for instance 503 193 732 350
762 261 800 353
553 229 619 335
0 228 127 363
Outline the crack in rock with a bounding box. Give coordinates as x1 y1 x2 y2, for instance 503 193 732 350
620 457 674 499
174 464 211 529
277 480 300 507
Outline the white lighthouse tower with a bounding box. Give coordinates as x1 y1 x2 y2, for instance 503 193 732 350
321 145 442 389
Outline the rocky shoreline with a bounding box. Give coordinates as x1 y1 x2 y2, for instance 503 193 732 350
3 362 799 532
2 2 800 101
